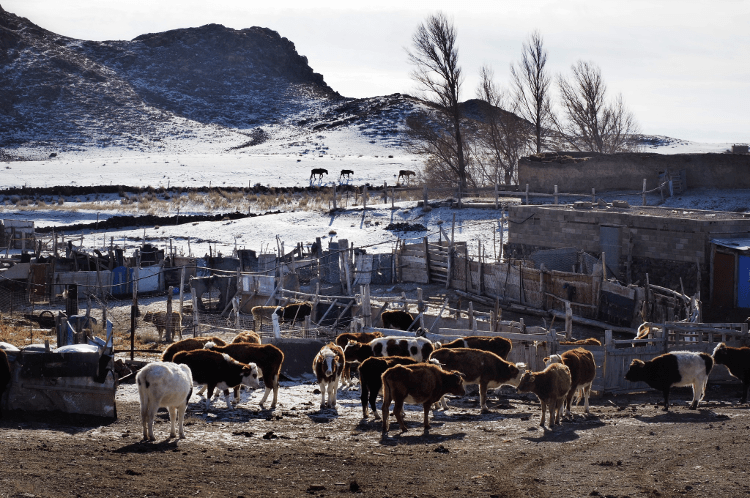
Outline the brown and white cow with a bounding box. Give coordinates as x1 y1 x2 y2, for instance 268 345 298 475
381 363 465 433
312 343 345 410
344 336 436 365
172 349 261 410
517 362 572 428
335 331 384 388
429 348 521 413
438 336 512 359
203 342 285 409
544 348 597 415
161 336 227 362
358 356 418 419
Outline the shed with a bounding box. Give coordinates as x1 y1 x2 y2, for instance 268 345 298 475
711 238 750 310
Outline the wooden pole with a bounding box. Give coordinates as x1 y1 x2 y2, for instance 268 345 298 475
423 237 430 284
166 287 173 342
423 185 428 208
565 301 573 340
554 185 558 205
525 184 529 205
179 266 186 317
333 184 337 210
642 179 647 206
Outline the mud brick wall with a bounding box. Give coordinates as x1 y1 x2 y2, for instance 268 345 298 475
506 204 750 294
518 152 750 193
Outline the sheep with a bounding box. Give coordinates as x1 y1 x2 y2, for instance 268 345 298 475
161 336 227 362
143 310 183 341
136 361 193 441
625 351 713 410
712 342 750 403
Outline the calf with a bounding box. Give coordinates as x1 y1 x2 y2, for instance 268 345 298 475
712 343 750 403
381 309 417 330
335 331 384 388
544 348 597 415
359 356 418 419
0 348 10 419
312 343 345 409
231 331 261 344
517 363 572 427
276 302 312 326
204 342 284 409
251 305 281 332
625 351 713 410
136 361 193 441
429 348 521 413
172 349 261 410
161 336 227 362
381 363 465 433
143 310 183 341
344 336 436 364
438 336 512 359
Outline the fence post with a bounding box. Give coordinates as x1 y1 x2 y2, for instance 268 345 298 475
592 187 596 203
363 185 368 212
423 186 428 208
179 266 186 317
362 284 372 328
494 183 498 209
192 294 198 338
423 237 430 284
525 184 529 205
642 179 647 206
333 184 337 210
166 287 173 342
391 186 395 210
554 185 558 205
565 301 573 340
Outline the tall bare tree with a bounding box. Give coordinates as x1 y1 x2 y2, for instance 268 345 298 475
473 65 531 185
406 12 468 189
556 60 640 153
510 30 553 154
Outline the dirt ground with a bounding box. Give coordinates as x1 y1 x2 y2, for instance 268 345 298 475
1 376 749 498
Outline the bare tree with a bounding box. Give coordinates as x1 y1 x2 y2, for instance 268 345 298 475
406 12 468 189
473 65 531 185
556 60 640 153
510 30 554 154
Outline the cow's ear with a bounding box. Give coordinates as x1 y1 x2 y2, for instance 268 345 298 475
543 356 550 363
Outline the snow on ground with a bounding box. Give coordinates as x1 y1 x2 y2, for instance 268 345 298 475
1 131 746 258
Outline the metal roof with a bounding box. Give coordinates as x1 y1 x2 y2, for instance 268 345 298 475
711 238 750 252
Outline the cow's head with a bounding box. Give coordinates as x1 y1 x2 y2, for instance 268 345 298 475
625 359 646 382
318 347 340 377
241 362 262 389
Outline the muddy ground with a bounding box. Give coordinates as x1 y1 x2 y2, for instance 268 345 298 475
1 376 749 498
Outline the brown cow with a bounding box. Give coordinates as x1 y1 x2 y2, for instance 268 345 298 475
517 363 572 427
429 348 521 413
544 348 597 415
358 356 418 419
335 331 384 388
312 343 345 410
161 336 227 362
381 363 465 433
231 331 261 344
560 338 601 346
144 310 183 341
438 336 512 359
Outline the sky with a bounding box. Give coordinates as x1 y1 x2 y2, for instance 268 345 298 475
4 0 749 144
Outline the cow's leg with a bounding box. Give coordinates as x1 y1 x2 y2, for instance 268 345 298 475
381 387 392 433
361 382 370 418
369 386 381 420
422 403 431 431
539 400 547 427
565 388 575 417
177 402 187 439
479 383 489 413
167 406 178 438
394 399 407 432
329 379 339 408
146 404 158 441
662 389 671 411
741 380 749 404
141 401 151 440
583 384 592 413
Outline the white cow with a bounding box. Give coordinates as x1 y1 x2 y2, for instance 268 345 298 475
136 361 193 441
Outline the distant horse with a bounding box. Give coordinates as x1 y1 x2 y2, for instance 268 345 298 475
398 170 416 183
340 169 354 179
310 168 328 180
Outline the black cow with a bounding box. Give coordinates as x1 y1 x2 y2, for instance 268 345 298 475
310 168 328 180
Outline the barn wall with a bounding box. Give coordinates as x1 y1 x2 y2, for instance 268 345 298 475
518 152 750 193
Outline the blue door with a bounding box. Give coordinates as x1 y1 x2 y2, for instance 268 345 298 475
739 256 750 308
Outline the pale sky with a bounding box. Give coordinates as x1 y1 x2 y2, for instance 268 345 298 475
4 0 749 143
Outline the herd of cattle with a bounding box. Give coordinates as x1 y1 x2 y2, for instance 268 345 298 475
131 318 750 441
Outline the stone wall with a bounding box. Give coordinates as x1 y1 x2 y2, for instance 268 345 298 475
506 204 750 294
517 152 750 193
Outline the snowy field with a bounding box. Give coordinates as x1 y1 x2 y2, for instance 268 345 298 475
1 127 747 258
